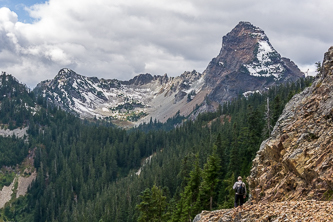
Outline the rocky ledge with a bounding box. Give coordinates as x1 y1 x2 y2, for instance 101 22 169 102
194 200 333 221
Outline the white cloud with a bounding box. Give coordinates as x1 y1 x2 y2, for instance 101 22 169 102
0 0 332 88
0 7 17 24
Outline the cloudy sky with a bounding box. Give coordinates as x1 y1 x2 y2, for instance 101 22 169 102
0 0 332 88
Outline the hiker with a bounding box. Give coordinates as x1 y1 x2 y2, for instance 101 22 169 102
233 176 247 208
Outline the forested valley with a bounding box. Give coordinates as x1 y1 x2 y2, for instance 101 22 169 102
0 73 314 222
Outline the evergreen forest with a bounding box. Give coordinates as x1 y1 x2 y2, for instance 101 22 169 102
0 72 314 222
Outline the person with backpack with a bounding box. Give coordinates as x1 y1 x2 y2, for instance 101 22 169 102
233 176 247 209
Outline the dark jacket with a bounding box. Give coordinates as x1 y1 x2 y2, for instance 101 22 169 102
233 181 247 195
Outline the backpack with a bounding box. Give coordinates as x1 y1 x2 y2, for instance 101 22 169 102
235 182 245 195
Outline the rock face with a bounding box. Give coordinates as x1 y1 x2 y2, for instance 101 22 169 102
248 46 333 203
34 22 304 125
0 179 15 208
203 21 304 103
0 171 37 209
16 171 37 198
0 127 28 139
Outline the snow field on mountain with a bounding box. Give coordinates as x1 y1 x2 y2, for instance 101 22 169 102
245 40 285 80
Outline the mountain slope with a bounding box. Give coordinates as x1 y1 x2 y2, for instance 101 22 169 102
33 22 304 125
0 72 35 130
0 73 37 211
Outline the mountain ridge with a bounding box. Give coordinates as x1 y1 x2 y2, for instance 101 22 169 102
30 21 305 126
34 68 205 126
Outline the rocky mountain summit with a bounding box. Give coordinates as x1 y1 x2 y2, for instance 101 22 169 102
193 47 333 221
34 22 304 125
203 21 304 103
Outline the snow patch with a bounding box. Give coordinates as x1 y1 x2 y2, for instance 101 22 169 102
244 40 285 80
102 107 109 112
184 75 205 94
243 90 261 97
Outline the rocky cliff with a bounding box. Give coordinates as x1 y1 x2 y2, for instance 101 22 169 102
247 46 333 203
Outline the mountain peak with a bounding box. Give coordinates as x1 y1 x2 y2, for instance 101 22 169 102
231 21 267 40
126 73 154 85
203 22 304 103
221 21 269 57
235 21 264 31
55 68 81 81
234 21 262 31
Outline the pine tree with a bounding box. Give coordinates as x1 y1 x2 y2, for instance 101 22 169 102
221 172 236 208
197 146 221 210
151 185 167 222
263 97 272 137
136 185 167 222
136 188 152 222
272 95 282 125
172 154 201 222
245 105 263 169
228 123 239 176
215 133 224 170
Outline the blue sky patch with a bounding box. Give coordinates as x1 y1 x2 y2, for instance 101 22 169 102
0 0 46 23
